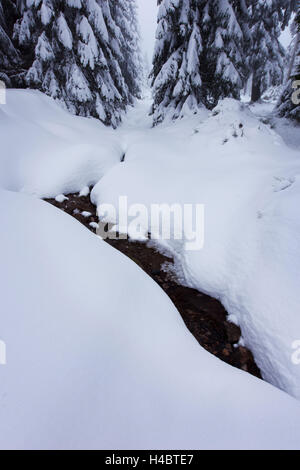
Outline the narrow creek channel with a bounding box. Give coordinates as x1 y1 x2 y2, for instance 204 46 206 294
45 189 261 379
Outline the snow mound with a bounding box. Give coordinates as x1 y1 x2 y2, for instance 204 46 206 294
1 189 300 449
92 98 300 399
0 90 122 197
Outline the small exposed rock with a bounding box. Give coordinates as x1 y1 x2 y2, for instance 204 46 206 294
237 346 253 365
225 322 241 344
222 348 231 357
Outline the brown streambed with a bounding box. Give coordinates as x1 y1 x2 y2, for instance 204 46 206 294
45 190 261 379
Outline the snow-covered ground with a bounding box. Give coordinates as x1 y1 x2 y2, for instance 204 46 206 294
1 89 300 448
92 98 300 399
0 90 122 197
2 189 300 449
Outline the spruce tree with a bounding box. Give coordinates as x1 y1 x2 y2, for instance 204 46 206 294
110 0 143 102
201 0 250 108
14 0 142 127
151 0 203 125
151 0 298 123
151 0 251 125
248 0 287 102
276 11 300 123
0 0 22 86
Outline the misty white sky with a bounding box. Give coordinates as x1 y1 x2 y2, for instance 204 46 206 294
137 0 293 66
137 0 158 63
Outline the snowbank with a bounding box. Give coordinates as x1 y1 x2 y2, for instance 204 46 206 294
92 99 300 398
1 90 300 447
0 90 122 197
1 189 300 449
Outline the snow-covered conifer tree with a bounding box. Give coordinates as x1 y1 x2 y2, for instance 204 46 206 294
151 0 204 125
14 0 142 127
248 0 292 102
151 0 250 124
276 11 300 123
201 0 250 108
0 0 22 86
110 0 143 101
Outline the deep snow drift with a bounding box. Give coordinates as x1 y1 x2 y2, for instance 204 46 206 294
1 90 300 448
92 98 300 399
0 90 122 196
1 189 300 449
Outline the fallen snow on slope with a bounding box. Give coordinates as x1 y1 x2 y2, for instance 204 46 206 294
1 189 300 449
0 90 122 197
1 89 300 432
92 99 300 399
